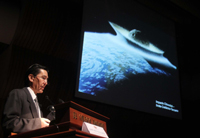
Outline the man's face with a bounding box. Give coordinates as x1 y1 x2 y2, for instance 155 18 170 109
30 69 48 94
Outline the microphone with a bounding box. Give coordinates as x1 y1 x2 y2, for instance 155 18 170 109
45 95 56 121
45 95 55 105
47 105 55 112
45 96 59 132
58 98 65 104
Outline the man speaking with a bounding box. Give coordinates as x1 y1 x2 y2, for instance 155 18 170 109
2 64 51 137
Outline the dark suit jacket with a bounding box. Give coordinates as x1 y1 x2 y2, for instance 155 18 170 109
2 87 42 136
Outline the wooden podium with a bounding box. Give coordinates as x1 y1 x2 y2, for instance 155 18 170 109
9 101 110 138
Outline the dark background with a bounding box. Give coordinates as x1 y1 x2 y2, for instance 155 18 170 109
0 0 200 137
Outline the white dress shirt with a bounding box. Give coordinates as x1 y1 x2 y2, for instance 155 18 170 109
27 87 41 118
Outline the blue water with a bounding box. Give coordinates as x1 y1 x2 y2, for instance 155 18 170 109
78 32 170 95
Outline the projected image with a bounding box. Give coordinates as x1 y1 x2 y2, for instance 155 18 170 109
75 0 181 119
79 21 176 95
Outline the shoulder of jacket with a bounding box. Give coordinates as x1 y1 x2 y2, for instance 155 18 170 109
9 87 28 96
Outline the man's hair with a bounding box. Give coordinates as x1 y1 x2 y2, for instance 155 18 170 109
24 63 49 87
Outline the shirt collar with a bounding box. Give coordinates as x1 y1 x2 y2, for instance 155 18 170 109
27 87 37 100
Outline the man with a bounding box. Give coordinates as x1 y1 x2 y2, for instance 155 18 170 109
2 64 51 137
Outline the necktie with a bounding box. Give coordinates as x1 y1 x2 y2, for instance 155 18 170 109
34 98 41 118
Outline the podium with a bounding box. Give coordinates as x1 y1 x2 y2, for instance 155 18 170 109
9 101 110 138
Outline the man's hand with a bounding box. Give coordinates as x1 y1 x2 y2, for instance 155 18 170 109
40 118 50 128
